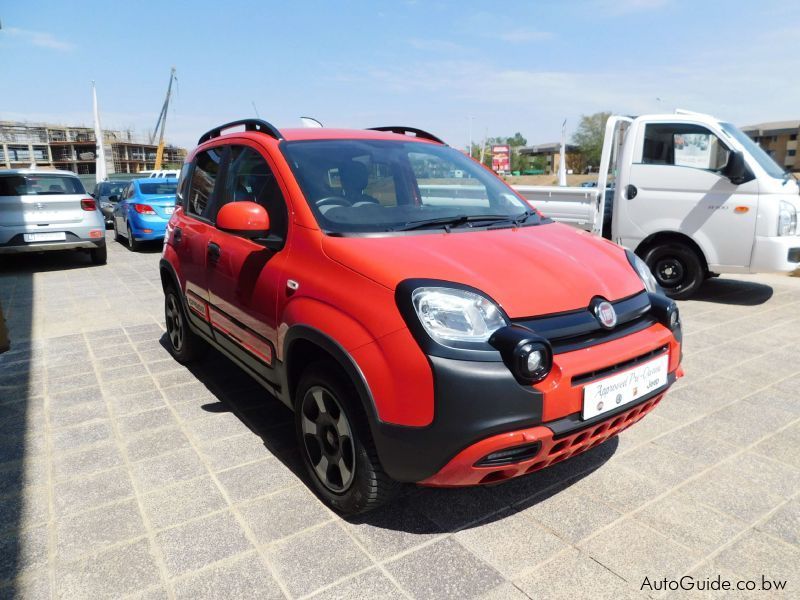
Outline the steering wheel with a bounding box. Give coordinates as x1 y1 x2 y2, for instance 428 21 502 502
315 196 351 209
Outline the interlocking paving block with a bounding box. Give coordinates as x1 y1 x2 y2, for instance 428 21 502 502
124 426 191 462
0 523 49 581
130 448 208 493
455 509 570 579
757 499 800 547
386 537 505 600
141 476 227 530
635 492 745 554
239 485 331 545
715 529 800 583
172 552 283 600
53 466 135 517
215 459 297 504
196 432 270 473
56 538 162 599
155 511 252 577
518 486 623 544
579 518 701 584
55 498 145 559
308 568 406 600
515 548 639 599
266 522 371 597
52 442 123 481
51 420 114 453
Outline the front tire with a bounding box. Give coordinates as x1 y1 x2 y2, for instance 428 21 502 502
643 243 704 300
295 362 399 515
164 287 206 363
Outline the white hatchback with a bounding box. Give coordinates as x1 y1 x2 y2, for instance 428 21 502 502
0 169 107 264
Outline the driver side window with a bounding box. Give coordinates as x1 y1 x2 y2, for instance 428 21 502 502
641 123 730 172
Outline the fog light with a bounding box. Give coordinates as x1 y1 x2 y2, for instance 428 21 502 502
526 348 543 372
515 341 551 383
475 442 541 467
489 325 553 385
669 309 679 328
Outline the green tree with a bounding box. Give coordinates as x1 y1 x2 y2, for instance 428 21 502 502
572 111 611 169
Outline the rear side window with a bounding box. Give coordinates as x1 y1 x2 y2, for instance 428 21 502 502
220 146 289 238
641 123 730 172
187 148 224 219
176 163 191 207
0 175 85 196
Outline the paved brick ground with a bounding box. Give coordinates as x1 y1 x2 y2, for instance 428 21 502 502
1 234 799 599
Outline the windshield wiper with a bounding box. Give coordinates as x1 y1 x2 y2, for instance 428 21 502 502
486 210 540 229
392 214 516 232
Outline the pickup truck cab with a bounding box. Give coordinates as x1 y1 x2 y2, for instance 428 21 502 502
160 119 683 514
515 111 800 298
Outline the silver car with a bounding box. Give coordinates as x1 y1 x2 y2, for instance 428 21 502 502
0 169 107 264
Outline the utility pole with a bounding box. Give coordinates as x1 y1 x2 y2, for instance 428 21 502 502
468 116 475 157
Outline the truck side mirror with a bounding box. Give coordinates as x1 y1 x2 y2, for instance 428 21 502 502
722 151 755 185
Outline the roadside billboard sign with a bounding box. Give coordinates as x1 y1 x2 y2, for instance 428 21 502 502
491 145 511 173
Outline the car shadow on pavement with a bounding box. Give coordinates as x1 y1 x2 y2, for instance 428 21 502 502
692 277 773 305
0 249 103 273
0 265 36 595
162 335 618 535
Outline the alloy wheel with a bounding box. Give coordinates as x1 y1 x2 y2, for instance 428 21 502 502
165 294 184 352
300 385 356 493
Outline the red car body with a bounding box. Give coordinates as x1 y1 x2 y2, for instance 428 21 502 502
160 120 682 511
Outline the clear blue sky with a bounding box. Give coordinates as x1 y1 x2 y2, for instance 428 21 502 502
1 0 798 150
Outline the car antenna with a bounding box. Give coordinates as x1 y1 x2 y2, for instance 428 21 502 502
300 116 324 128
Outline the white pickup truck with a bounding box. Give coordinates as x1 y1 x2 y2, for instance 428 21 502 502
513 111 800 298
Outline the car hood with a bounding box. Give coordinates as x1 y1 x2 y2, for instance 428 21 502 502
321 223 644 317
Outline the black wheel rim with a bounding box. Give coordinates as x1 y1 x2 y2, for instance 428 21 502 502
301 385 355 493
165 294 184 351
654 257 685 289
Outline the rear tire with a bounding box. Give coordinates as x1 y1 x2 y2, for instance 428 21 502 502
127 223 140 252
295 361 399 515
90 242 107 265
643 243 704 300
164 286 206 363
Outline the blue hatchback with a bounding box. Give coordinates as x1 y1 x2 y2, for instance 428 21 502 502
113 178 178 251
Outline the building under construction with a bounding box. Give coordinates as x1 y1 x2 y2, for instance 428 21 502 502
0 121 186 175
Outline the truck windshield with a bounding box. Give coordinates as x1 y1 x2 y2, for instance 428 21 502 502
0 175 86 196
282 140 537 234
719 122 787 179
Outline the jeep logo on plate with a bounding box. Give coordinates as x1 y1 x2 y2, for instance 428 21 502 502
595 301 617 329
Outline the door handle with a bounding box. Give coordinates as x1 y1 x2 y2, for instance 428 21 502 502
207 241 221 261
625 184 638 200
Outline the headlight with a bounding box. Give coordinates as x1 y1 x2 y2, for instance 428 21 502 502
626 250 659 294
411 287 507 345
778 201 797 236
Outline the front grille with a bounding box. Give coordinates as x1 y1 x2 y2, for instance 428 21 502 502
513 291 654 354
571 345 668 386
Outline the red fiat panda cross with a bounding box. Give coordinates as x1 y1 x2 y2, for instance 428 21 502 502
161 119 683 514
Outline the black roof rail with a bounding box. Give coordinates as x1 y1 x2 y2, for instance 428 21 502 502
367 126 446 145
198 119 283 145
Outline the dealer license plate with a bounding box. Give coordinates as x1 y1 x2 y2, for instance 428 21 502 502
23 232 66 242
582 353 669 420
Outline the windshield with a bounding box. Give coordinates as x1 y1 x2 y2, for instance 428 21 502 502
98 182 127 196
282 140 538 234
139 182 177 195
719 122 787 179
0 174 86 196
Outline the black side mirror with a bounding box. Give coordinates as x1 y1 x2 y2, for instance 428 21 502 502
108 194 119 202
722 151 755 185
90 192 96 198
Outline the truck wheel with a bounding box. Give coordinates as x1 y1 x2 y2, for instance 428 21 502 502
295 361 400 515
164 286 206 363
643 243 704 300
90 242 107 265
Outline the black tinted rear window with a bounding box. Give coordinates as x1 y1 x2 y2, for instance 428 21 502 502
0 175 86 196
139 183 177 195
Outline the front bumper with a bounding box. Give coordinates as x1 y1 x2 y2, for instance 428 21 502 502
749 235 800 272
372 320 681 484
